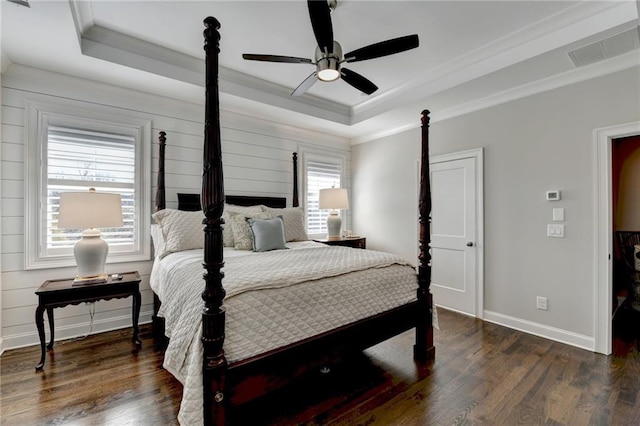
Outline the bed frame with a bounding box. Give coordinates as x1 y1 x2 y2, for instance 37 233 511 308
153 16 434 425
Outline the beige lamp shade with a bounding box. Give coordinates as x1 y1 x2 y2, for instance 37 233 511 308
319 188 349 240
58 188 124 280
319 188 349 210
58 189 124 229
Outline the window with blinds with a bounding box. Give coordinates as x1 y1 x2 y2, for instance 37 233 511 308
305 158 343 235
45 126 135 255
25 98 151 269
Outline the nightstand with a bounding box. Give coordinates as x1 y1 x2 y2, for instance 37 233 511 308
313 236 366 249
34 271 142 370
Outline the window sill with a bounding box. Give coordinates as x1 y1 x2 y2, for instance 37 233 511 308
25 251 152 271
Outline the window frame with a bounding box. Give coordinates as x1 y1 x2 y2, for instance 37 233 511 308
25 97 152 270
301 150 347 239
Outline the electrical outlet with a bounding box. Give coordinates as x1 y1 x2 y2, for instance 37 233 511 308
536 296 548 310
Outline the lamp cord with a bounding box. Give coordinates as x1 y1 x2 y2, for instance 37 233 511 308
62 302 95 344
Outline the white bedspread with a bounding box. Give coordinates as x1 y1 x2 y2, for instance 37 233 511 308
150 242 418 425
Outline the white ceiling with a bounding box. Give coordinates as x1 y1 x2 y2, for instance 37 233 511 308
2 0 639 143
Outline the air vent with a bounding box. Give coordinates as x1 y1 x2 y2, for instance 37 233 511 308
568 27 640 67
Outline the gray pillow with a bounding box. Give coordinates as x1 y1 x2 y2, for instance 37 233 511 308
248 216 287 252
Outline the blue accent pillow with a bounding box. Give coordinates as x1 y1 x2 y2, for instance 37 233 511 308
247 216 288 252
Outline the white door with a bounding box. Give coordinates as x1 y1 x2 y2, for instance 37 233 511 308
429 154 479 316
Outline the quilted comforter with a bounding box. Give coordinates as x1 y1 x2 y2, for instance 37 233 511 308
150 242 418 425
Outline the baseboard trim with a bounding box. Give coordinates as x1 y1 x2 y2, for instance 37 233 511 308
434 304 476 318
483 310 595 351
0 310 154 353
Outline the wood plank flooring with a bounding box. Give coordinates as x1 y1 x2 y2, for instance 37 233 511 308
1 309 639 425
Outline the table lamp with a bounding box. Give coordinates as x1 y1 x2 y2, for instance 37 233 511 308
319 187 349 240
57 188 123 283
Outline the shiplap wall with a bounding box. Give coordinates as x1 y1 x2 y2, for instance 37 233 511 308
0 69 4 352
0 65 350 353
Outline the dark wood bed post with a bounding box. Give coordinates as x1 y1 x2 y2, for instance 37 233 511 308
155 131 166 211
202 17 228 426
292 152 299 207
414 109 435 362
152 131 167 339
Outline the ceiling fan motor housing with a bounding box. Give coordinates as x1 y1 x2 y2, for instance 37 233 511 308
315 41 342 81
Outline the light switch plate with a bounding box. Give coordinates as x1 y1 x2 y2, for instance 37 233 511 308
547 224 565 237
553 208 565 221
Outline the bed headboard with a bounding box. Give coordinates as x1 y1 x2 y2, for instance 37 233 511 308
155 132 296 212
226 195 286 208
176 193 286 211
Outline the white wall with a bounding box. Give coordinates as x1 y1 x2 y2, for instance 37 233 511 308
0 65 350 352
353 66 640 348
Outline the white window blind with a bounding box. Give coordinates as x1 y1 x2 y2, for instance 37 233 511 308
45 126 135 255
306 158 342 235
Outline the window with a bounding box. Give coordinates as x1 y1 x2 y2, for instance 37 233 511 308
26 99 151 269
303 154 345 236
46 127 135 254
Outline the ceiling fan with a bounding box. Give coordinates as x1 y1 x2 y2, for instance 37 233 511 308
242 0 419 96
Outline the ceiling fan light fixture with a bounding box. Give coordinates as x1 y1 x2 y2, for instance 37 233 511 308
317 59 340 82
315 41 342 82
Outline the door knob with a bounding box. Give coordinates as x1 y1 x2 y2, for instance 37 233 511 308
466 242 474 247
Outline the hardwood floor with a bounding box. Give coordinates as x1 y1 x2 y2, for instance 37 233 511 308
1 309 639 425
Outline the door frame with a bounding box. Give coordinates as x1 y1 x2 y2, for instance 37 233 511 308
429 148 484 319
594 121 640 355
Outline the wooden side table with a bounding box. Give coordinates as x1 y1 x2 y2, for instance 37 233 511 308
313 236 366 249
34 271 142 370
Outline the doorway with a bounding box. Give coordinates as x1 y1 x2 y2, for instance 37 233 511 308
611 135 640 355
595 121 640 355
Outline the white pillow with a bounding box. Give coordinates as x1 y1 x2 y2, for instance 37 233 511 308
222 204 265 247
152 209 204 258
262 206 309 242
150 224 165 258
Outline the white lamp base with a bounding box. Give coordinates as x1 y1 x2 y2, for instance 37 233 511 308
326 211 342 240
74 228 109 279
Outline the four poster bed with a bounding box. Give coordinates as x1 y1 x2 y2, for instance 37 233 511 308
149 17 434 425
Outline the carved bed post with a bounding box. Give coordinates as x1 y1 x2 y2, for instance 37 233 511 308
292 152 299 207
152 131 167 340
202 16 227 425
415 109 435 362
155 131 166 211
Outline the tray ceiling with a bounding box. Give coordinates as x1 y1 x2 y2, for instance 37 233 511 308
2 0 639 143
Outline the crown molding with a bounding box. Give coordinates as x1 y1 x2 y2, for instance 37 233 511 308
68 1 349 123
351 50 640 145
350 0 638 124
68 0 94 45
75 23 351 125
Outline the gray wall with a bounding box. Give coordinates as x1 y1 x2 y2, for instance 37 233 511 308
353 66 640 342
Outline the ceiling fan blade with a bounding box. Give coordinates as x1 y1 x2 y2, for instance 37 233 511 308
344 34 419 63
292 72 318 96
307 0 333 54
340 68 378 95
242 54 313 64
